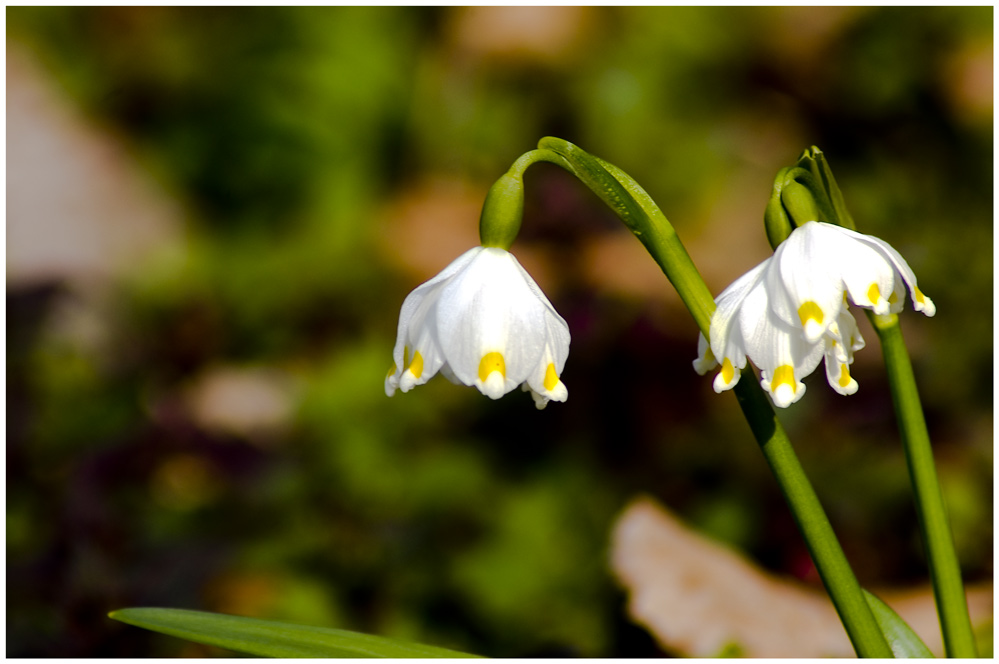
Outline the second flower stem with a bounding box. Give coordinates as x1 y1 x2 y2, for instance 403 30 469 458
870 313 978 658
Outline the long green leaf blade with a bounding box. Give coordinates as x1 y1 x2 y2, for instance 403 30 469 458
109 607 483 658
863 590 935 658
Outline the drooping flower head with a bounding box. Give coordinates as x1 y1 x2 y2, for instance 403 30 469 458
386 246 570 409
695 221 934 407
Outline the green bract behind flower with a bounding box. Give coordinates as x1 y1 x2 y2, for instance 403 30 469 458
695 221 935 408
386 246 570 409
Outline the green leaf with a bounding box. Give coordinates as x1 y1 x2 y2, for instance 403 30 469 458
863 590 935 658
108 607 483 658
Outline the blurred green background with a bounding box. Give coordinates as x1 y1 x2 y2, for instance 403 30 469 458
6 6 992 657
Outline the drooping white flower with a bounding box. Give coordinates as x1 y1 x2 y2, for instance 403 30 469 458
386 246 570 409
694 221 934 407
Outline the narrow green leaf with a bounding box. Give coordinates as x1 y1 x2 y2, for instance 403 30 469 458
109 607 483 658
863 590 935 658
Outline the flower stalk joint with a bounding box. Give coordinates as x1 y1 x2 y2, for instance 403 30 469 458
479 171 525 250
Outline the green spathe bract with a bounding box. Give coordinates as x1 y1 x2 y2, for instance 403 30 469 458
108 607 482 658
863 590 935 658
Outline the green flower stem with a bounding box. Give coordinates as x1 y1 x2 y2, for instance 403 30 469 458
506 140 715 331
505 137 891 657
731 373 893 658
869 312 978 658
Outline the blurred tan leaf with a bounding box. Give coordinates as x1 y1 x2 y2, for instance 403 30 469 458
7 44 182 287
447 6 594 65
183 365 298 442
611 496 992 657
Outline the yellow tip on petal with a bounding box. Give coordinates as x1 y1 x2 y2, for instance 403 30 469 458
838 363 852 388
408 351 424 379
867 283 881 306
387 362 397 378
798 300 825 340
478 352 506 382
912 286 936 316
772 365 797 394
797 301 824 327
721 357 735 385
544 363 559 391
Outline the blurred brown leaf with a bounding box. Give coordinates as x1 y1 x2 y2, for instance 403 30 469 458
611 496 992 657
7 44 182 288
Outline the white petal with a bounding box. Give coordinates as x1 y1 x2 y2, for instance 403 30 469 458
437 248 550 394
768 222 847 343
746 302 824 408
842 227 936 317
826 309 865 363
479 371 507 400
384 370 400 397
528 388 551 410
391 246 483 375
823 311 862 396
708 259 768 377
438 363 462 385
398 318 447 393
522 381 564 410
797 224 899 316
524 311 571 406
915 292 936 317
386 244 572 407
886 275 908 315
824 346 859 396
692 332 717 376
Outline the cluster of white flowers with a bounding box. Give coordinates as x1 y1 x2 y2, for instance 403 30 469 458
385 221 933 412
385 246 570 410
693 221 935 407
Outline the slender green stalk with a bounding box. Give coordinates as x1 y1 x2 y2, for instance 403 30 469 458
508 137 892 657
869 312 978 657
731 373 893 658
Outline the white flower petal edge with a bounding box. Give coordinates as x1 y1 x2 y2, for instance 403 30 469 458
838 225 936 317
695 257 819 406
695 221 934 408
769 222 935 344
822 309 865 396
693 260 770 392
386 246 570 409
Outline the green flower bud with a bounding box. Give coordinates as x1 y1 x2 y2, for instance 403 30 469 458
764 147 855 250
781 178 826 228
479 172 525 250
764 166 795 249
797 146 856 231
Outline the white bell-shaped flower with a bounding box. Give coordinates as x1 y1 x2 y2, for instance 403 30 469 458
386 246 570 409
766 221 935 343
694 221 933 407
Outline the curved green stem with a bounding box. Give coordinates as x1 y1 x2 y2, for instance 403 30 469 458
869 312 978 657
510 137 892 657
506 140 715 332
